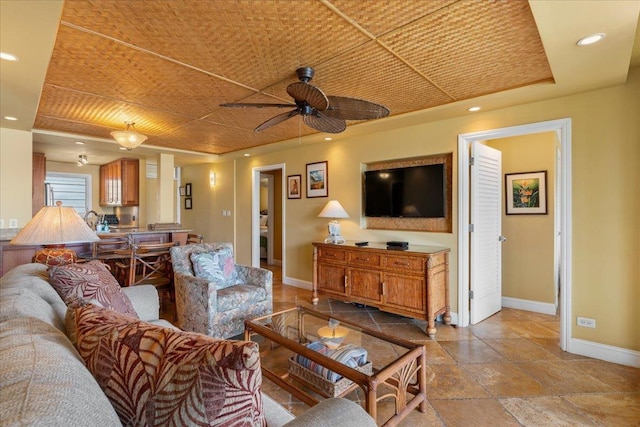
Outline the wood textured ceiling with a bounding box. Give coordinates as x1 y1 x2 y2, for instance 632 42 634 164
34 0 553 155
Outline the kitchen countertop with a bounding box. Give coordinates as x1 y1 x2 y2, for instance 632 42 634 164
98 228 192 235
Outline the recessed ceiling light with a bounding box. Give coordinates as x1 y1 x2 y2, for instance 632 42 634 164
243 153 250 157
0 52 19 61
577 33 606 47
75 141 85 145
468 106 481 112
324 137 332 141
119 146 128 151
3 116 18 121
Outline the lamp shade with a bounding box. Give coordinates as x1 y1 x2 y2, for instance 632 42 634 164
318 200 349 218
111 121 148 150
10 202 100 246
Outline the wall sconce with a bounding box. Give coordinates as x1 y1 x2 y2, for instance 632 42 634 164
209 171 216 188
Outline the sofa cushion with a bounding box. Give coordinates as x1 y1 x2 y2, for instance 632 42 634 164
48 261 138 317
217 284 268 311
190 247 238 288
73 304 266 426
0 316 121 426
0 287 66 333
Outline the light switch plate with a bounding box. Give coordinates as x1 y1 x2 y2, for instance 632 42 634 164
0 219 4 229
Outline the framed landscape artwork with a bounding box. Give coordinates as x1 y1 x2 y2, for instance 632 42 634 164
306 161 328 198
505 171 547 215
287 174 302 199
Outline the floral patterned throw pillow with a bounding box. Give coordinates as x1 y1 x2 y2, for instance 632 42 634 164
73 304 266 426
190 250 237 289
48 260 138 317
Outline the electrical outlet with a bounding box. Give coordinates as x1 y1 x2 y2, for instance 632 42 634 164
577 317 596 328
9 219 18 228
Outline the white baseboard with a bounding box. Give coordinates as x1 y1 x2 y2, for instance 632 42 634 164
502 296 557 315
569 338 640 368
282 276 312 290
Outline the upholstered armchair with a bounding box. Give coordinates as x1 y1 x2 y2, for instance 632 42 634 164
170 243 273 339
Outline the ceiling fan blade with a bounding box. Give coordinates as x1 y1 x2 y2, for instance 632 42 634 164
255 109 300 132
221 102 295 108
303 112 346 134
287 82 329 111
324 96 390 120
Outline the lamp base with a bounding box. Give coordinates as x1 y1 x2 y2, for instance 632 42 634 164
32 246 77 267
324 234 346 245
325 219 345 244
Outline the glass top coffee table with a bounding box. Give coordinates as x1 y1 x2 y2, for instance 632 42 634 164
244 306 427 426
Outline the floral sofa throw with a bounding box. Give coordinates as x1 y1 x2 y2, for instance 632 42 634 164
170 243 273 339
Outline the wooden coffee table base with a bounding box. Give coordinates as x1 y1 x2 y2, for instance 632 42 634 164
245 307 427 426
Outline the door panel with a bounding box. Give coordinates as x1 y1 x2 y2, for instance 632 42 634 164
470 142 503 323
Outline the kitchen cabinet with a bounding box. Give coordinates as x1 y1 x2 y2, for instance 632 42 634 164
99 159 139 206
312 241 451 338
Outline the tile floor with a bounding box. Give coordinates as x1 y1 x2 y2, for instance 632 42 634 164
164 265 640 426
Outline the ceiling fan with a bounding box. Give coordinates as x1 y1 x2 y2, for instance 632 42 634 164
221 67 390 134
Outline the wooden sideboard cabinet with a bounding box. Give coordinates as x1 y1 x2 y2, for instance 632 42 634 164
99 159 139 206
312 241 451 338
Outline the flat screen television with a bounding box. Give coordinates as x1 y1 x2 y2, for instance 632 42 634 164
364 164 445 218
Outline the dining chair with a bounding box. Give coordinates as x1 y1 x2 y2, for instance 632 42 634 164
187 233 204 244
92 234 131 282
117 241 179 309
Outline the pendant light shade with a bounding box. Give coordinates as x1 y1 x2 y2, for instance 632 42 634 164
111 121 147 150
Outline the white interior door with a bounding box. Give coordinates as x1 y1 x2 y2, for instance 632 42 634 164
470 142 503 324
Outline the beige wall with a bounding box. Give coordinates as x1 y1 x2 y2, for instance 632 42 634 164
0 128 33 228
486 133 556 304
186 66 639 351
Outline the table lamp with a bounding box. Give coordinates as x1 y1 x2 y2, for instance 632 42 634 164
317 319 349 349
318 200 349 244
10 201 100 266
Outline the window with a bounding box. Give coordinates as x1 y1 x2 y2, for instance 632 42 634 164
45 173 92 216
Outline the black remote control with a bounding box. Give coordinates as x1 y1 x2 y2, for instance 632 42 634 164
355 241 368 246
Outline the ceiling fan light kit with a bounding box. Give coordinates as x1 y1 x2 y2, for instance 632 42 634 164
222 67 390 134
111 121 148 150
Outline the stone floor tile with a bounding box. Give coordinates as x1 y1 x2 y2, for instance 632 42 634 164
424 364 489 399
499 396 601 426
430 398 520 427
517 360 615 394
571 359 640 392
438 339 505 364
563 392 640 426
482 338 558 361
462 363 548 397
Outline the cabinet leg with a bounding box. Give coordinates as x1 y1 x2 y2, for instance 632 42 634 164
426 319 437 339
443 306 451 325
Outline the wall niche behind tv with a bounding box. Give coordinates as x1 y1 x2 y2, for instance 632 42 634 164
364 153 452 233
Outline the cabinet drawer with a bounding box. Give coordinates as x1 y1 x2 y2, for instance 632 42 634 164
348 252 380 267
318 247 347 263
383 254 425 273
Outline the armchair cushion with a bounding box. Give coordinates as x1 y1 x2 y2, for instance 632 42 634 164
48 261 138 318
191 248 237 289
72 303 266 426
217 284 268 311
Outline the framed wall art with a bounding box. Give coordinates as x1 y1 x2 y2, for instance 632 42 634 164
306 161 328 198
185 198 192 210
287 174 302 199
505 171 547 215
185 183 192 196
179 186 186 196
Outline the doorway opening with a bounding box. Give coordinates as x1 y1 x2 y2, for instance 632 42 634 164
251 164 286 275
457 118 572 351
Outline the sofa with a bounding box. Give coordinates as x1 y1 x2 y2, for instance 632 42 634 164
0 263 376 427
171 243 273 339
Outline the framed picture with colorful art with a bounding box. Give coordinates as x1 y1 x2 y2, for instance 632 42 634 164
287 174 302 199
306 161 328 198
505 171 547 215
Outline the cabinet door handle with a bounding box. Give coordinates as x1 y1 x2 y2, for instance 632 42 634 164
344 275 349 289
381 282 386 295
394 261 410 266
